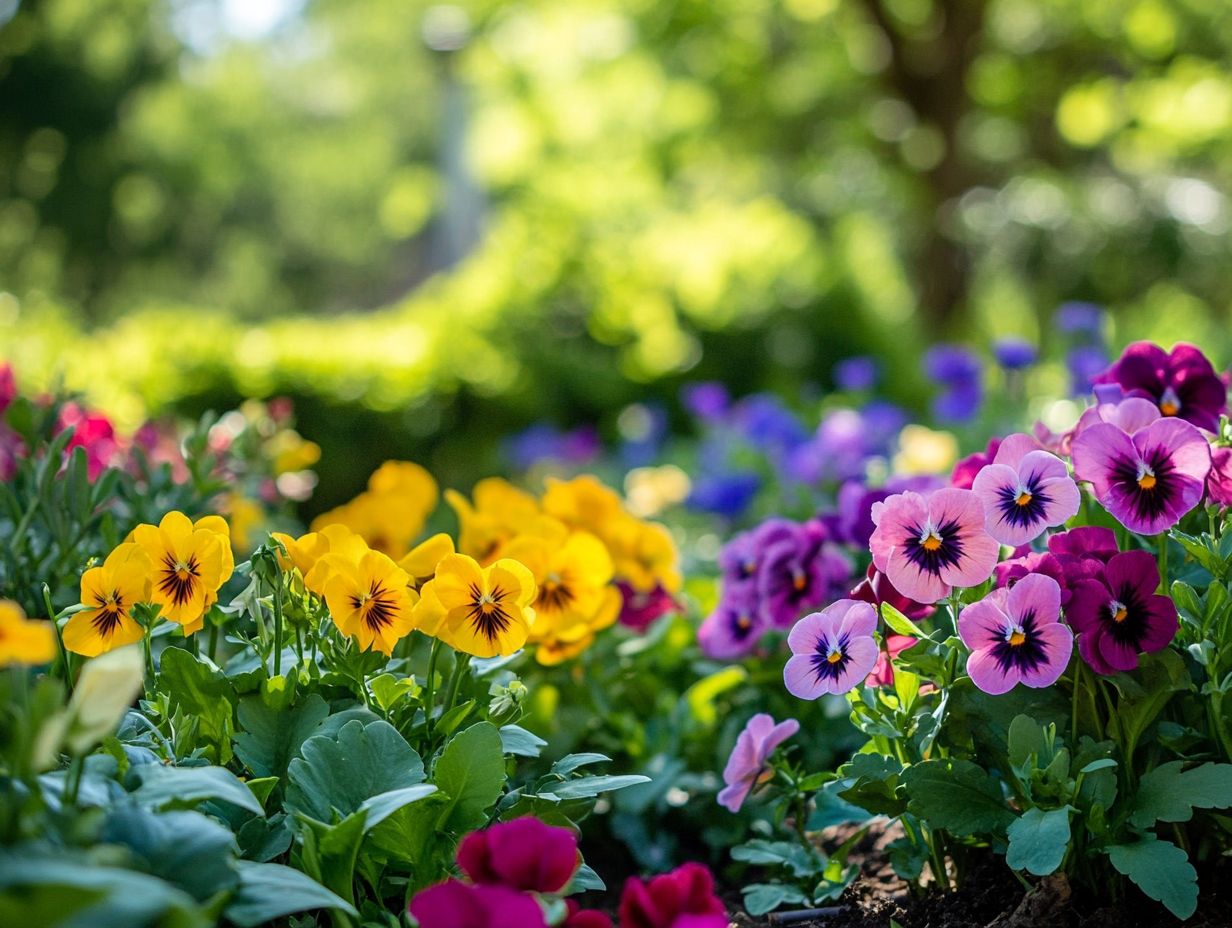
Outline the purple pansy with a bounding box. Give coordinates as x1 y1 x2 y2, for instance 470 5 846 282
925 344 983 425
1066 550 1177 675
971 433 1082 546
952 437 1002 490
958 574 1073 696
1068 345 1110 397
822 475 943 549
834 356 878 391
993 337 1037 371
682 382 730 423
687 471 761 519
717 519 798 591
1207 446 1232 509
1093 341 1228 431
757 521 851 627
617 581 679 632
994 526 1119 605
698 586 770 660
784 600 880 699
1071 417 1212 535
870 488 1000 604
716 713 800 813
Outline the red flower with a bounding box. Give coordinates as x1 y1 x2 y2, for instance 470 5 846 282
408 879 547 928
617 581 679 631
564 899 614 928
618 863 728 928
0 362 15 415
456 817 580 893
57 402 121 479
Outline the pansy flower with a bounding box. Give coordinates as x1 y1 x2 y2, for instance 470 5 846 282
849 564 934 621
717 713 800 812
1206 446 1232 509
698 586 769 660
503 523 612 641
958 574 1072 695
615 581 678 631
1067 550 1177 674
426 553 538 657
1072 417 1211 535
951 437 1002 490
64 543 152 657
757 521 851 628
717 520 795 591
0 600 56 667
971 433 1081 546
1093 341 1228 431
784 599 879 699
456 817 579 893
321 549 416 655
130 511 229 630
618 862 728 928
408 880 546 928
870 488 1000 605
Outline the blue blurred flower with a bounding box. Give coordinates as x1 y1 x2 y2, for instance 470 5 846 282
502 423 600 471
992 337 1037 371
681 381 730 423
924 344 983 425
732 394 810 454
834 356 878 391
860 401 908 455
619 402 669 468
1056 302 1105 339
1067 345 1111 396
687 471 762 519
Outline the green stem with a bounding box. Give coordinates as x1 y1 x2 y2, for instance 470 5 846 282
423 638 443 735
1157 534 1169 592
207 620 219 664
272 576 285 677
64 754 85 806
42 585 73 693
143 622 156 693
442 651 471 719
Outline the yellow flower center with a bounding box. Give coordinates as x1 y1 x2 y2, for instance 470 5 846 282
1138 473 1157 490
1111 601 1128 623
827 649 843 664
1015 491 1032 507
1008 630 1026 646
921 534 943 552
792 572 807 591
736 614 752 631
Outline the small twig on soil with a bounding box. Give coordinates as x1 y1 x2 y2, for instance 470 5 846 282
767 907 846 925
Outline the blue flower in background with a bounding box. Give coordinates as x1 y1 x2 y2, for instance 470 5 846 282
681 381 730 423
503 423 600 471
834 356 878 391
859 401 908 455
924 344 983 425
732 394 810 455
992 337 1037 371
687 471 762 519
618 402 669 468
1056 302 1106 339
1066 345 1110 396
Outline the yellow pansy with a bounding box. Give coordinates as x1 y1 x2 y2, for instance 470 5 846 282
302 524 369 595
445 478 540 563
0 600 56 667
533 585 621 666
268 430 321 475
63 544 152 657
311 460 438 559
608 516 682 593
429 553 538 658
541 475 625 537
503 523 613 642
320 549 416 655
222 495 264 552
367 460 438 508
271 530 329 577
130 511 228 629
397 532 455 590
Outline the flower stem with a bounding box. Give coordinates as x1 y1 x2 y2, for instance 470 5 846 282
272 575 285 677
42 584 73 694
1157 533 1169 592
442 651 471 720
423 637 442 735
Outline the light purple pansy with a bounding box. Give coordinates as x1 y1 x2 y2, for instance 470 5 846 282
958 574 1073 696
716 713 801 813
970 433 1082 546
1071 417 1212 536
784 600 880 699
698 586 770 660
869 488 1000 604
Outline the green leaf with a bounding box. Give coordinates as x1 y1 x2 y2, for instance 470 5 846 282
1106 838 1198 920
132 764 263 816
499 724 547 758
887 836 926 882
156 648 236 765
880 602 929 640
233 692 329 781
551 753 611 776
1006 807 1071 876
836 753 905 817
296 812 369 908
1007 715 1047 768
286 719 425 822
1129 761 1232 828
226 861 357 928
433 722 507 833
1106 650 1190 758
367 793 450 873
101 806 238 902
742 883 809 916
546 774 651 799
903 759 1014 837
568 863 606 893
356 785 438 830
732 839 823 877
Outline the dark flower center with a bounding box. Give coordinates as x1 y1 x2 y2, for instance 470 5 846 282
467 583 512 642
538 577 574 612
1109 446 1177 523
809 633 850 683
995 471 1053 528
989 609 1049 673
158 553 201 606
350 581 398 630
904 519 965 575
1103 583 1151 647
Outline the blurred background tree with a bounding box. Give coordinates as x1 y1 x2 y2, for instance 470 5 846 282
3 0 1231 503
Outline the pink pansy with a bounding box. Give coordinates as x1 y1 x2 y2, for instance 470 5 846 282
784 600 880 699
618 862 728 928
866 634 925 689
971 433 1081 546
1207 447 1232 509
407 880 547 928
1072 417 1211 536
958 574 1073 696
870 488 1000 604
951 437 1002 490
1066 550 1177 675
716 713 800 813
456 817 579 893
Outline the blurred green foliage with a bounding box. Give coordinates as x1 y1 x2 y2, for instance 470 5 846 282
4 0 1232 497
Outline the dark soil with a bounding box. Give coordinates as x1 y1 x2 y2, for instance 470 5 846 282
728 825 1232 928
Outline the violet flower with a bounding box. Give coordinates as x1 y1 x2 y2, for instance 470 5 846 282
716 713 800 812
1207 446 1232 508
993 338 1037 371
757 521 851 628
1067 550 1177 674
1093 341 1228 431
869 488 1000 604
995 526 1119 606
925 344 983 425
682 382 730 423
698 586 769 660
408 880 547 928
0 362 14 415
970 433 1081 546
784 599 880 699
951 438 1002 490
1068 345 1110 397
1056 301 1105 337
958 574 1073 695
834 356 878 391
1071 417 1211 535
617 581 679 632
456 817 579 893
618 863 728 928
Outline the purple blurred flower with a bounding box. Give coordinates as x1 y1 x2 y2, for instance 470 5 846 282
717 713 800 813
925 344 984 424
0 362 14 415
1067 550 1177 675
686 472 761 519
698 586 770 660
1092 341 1228 432
784 600 880 699
951 437 1002 490
503 423 600 471
732 394 809 454
617 581 679 632
757 521 851 627
620 403 669 468
822 475 943 548
1056 302 1105 337
1072 417 1211 535
959 574 1072 695
993 338 1037 371
1067 345 1111 396
870 488 1000 604
717 519 798 591
834 356 878 391
682 382 730 423
970 433 1081 546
